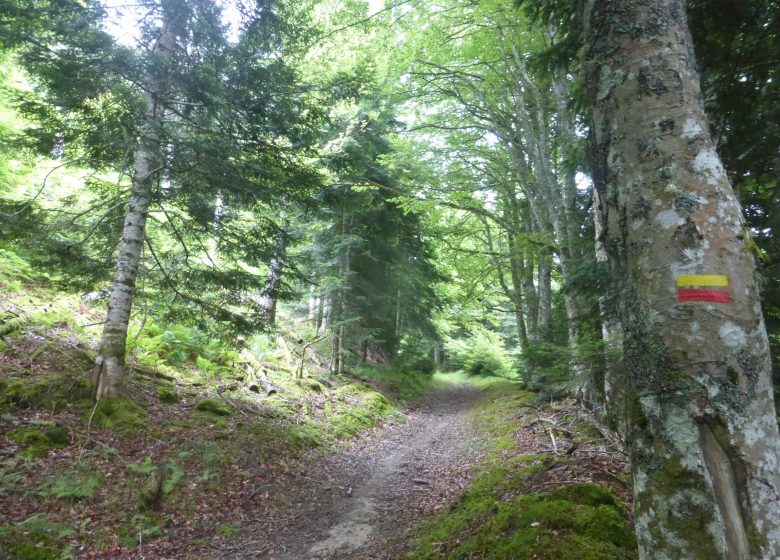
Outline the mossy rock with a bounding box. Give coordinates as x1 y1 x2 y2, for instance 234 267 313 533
156 385 180 404
194 398 231 416
0 374 92 413
308 381 323 393
88 398 147 434
0 378 54 411
8 424 70 458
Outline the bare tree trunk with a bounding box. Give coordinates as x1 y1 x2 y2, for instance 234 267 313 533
330 208 352 375
582 1 780 557
593 188 625 431
536 249 552 338
92 20 175 400
257 226 286 327
319 296 328 332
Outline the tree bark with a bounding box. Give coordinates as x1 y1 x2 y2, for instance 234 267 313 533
92 18 175 400
581 1 780 557
257 220 287 327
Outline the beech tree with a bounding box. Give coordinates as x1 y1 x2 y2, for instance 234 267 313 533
581 0 780 557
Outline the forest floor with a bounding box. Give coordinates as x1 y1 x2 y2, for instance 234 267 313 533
213 383 483 559
0 254 636 559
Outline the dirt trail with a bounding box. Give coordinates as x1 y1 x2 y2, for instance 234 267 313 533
262 383 483 560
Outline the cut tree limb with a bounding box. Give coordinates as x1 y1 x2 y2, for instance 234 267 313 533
239 348 277 396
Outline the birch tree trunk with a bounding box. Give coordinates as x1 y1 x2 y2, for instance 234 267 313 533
92 19 175 400
581 1 780 557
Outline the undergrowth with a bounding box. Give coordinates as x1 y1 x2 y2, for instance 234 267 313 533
0 246 443 557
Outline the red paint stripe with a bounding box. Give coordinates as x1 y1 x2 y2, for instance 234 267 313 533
677 289 730 303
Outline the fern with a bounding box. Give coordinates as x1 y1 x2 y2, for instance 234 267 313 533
127 457 158 475
162 463 183 495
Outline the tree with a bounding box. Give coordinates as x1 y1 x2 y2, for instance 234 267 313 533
581 0 780 557
92 3 177 399
6 0 322 398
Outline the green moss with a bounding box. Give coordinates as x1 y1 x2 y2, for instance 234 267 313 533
745 522 766 556
0 514 73 560
7 424 69 457
89 397 147 434
194 398 231 416
409 380 635 560
548 483 624 511
411 485 636 559
0 378 55 411
156 385 180 404
308 381 323 392
633 457 720 556
321 385 398 441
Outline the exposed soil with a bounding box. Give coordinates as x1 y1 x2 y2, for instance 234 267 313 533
208 383 484 560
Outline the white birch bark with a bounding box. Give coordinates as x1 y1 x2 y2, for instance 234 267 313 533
92 19 176 399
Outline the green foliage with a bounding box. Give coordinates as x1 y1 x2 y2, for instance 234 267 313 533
127 457 158 476
89 398 147 434
523 341 570 391
134 324 211 366
162 463 183 495
38 463 102 501
116 513 163 547
446 329 513 378
0 458 24 494
0 247 36 291
215 523 240 538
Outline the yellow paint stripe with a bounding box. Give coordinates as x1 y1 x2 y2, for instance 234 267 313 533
676 274 729 287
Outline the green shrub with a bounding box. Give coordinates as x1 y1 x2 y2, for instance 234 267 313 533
446 329 512 377
116 513 163 547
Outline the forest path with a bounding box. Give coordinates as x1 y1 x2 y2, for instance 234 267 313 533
222 382 483 559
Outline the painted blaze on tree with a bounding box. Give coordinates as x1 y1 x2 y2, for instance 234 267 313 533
581 0 780 558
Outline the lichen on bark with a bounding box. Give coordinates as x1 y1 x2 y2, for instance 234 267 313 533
581 0 780 557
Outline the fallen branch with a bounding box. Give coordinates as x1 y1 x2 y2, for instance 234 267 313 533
239 348 277 396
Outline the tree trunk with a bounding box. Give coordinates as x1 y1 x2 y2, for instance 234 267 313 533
92 20 175 400
257 222 287 327
582 1 780 557
594 188 626 433
536 249 552 338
